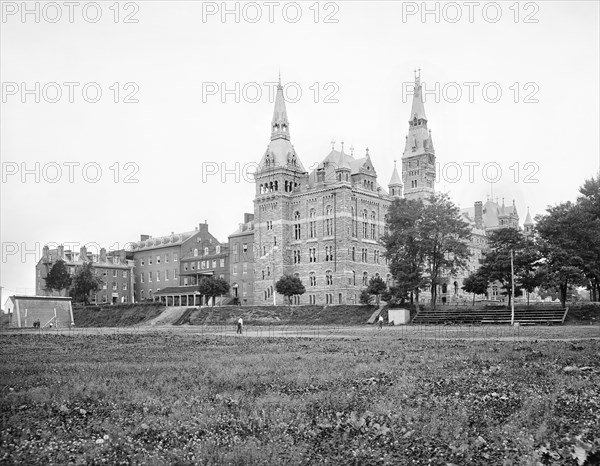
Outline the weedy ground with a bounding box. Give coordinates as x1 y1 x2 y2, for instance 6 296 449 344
0 330 599 465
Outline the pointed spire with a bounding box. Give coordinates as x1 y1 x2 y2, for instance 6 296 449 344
524 207 533 226
389 160 402 186
271 74 289 141
409 69 427 122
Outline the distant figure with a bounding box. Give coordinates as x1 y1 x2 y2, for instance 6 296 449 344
236 317 243 335
378 315 384 329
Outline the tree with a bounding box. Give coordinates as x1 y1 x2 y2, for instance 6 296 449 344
198 276 230 306
275 274 306 307
382 197 428 305
359 289 374 305
383 193 472 309
462 271 489 305
44 260 72 295
366 276 387 306
478 228 538 308
70 262 103 305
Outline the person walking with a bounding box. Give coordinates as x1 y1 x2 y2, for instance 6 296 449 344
236 317 243 335
378 315 384 329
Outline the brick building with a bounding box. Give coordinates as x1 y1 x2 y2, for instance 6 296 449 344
228 213 256 305
36 245 135 304
129 222 222 302
249 76 436 305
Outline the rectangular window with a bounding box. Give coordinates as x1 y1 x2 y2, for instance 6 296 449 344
148 272 152 282
157 255 161 264
243 263 247 274
243 243 248 253
220 258 225 268
204 247 209 256
173 253 178 262
233 264 238 274
149 257 153 265
165 254 169 263
212 259 217 268
123 271 127 278
141 274 144 283
112 269 117 277
191 262 195 270
165 270 169 280
156 271 160 281
184 263 189 271
122 282 127 290
184 277 189 286
102 295 107 303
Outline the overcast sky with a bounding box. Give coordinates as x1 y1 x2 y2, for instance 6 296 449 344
1 0 599 300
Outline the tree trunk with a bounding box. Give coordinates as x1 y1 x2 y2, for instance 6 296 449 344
560 282 568 308
527 291 530 306
472 294 475 306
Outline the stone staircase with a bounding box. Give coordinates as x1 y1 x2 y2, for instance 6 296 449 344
412 306 568 325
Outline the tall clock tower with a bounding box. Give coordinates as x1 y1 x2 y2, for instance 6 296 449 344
402 71 436 200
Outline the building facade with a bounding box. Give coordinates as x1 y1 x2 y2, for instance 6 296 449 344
129 222 221 302
250 78 415 305
228 213 256 305
36 245 135 304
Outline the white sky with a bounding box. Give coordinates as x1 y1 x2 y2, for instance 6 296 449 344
1 0 599 300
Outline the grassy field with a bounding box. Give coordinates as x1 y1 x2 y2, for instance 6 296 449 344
1 330 599 465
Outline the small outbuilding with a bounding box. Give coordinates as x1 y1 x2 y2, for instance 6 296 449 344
388 308 411 325
4 296 74 328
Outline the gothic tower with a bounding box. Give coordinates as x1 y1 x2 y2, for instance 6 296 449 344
402 71 436 200
388 160 403 198
253 78 308 304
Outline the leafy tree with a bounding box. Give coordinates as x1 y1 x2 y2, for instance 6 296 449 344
462 271 489 305
381 285 408 306
44 260 72 295
359 289 374 305
478 228 538 307
366 276 387 306
198 276 230 306
382 197 428 305
382 193 472 309
275 274 306 307
70 262 103 305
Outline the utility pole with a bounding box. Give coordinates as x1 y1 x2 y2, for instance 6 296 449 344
510 249 515 325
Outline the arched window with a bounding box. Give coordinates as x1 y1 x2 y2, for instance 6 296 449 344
325 205 333 236
371 211 377 239
363 272 368 285
193 248 198 257
294 211 301 240
362 210 368 237
309 209 317 238
351 207 356 237
216 245 220 254
309 272 316 286
326 270 333 285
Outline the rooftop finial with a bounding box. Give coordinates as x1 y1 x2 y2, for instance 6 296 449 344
330 138 335 150
278 68 281 87
350 145 354 156
366 147 369 156
394 159 397 167
341 141 344 152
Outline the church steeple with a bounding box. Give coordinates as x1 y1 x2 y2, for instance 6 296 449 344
271 76 290 141
401 70 436 201
388 160 403 198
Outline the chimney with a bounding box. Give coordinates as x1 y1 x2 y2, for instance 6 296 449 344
317 167 325 184
58 245 64 259
140 234 150 241
99 248 107 262
198 223 208 233
474 201 483 228
80 246 88 262
119 250 126 262
42 245 50 261
244 213 255 223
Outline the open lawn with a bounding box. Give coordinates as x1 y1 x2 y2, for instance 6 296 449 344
1 328 599 465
